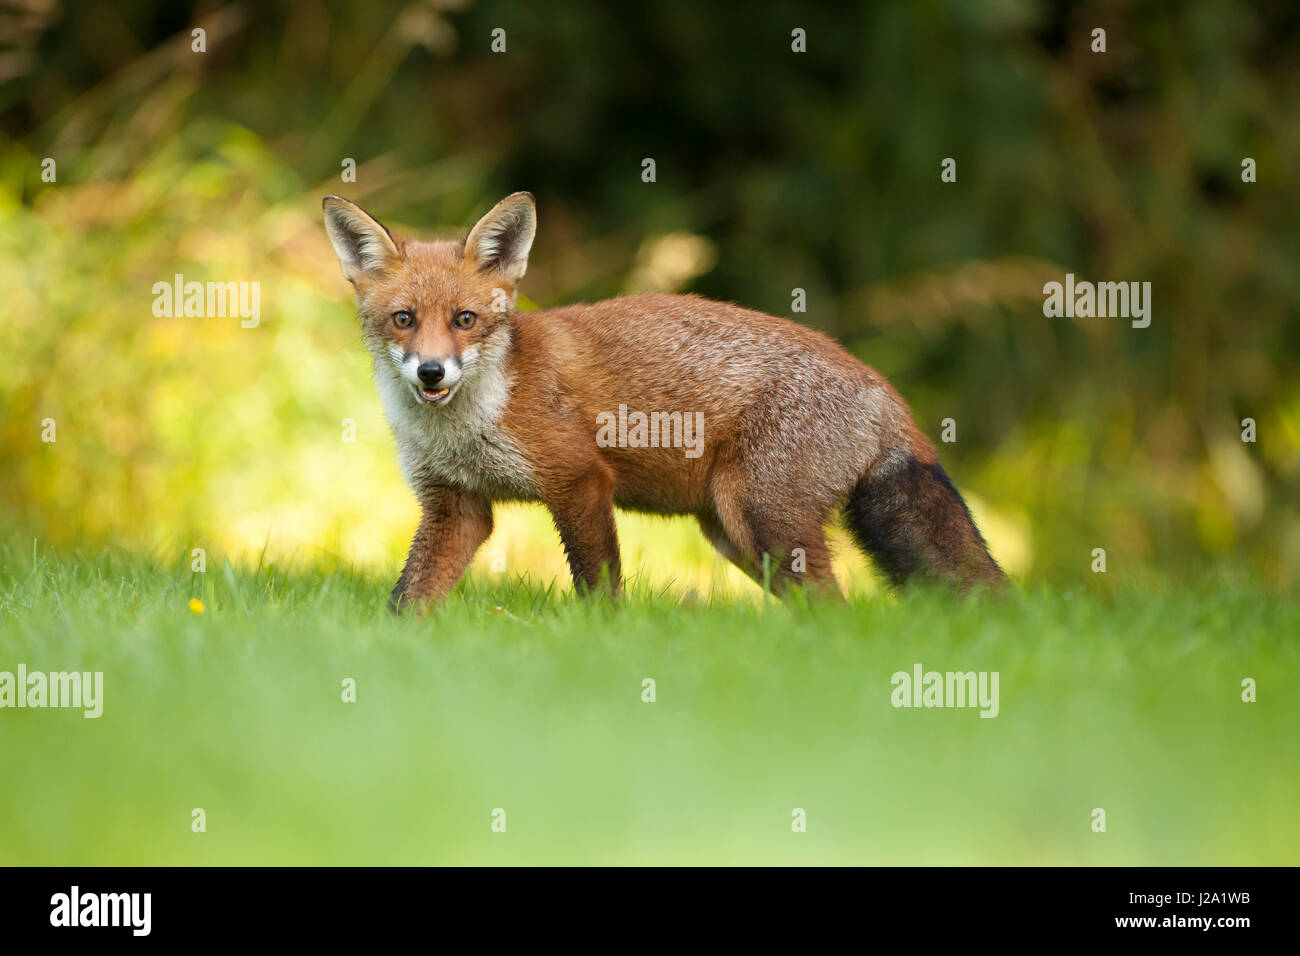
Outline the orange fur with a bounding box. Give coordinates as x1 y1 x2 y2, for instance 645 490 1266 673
322 193 1003 609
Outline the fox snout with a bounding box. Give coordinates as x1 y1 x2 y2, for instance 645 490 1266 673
416 360 445 386
394 348 464 405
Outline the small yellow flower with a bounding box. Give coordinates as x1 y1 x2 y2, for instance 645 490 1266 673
189 598 205 614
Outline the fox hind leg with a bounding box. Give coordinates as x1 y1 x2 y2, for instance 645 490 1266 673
701 492 839 598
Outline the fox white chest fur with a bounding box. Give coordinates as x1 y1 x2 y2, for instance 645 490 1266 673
372 335 536 499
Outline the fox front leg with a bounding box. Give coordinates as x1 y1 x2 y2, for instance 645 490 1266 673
543 465 622 596
389 486 493 613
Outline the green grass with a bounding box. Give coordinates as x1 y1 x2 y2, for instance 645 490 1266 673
0 538 1296 866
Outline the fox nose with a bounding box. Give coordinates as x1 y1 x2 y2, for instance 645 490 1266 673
416 361 444 386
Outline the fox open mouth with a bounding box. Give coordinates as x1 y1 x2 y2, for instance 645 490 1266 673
413 384 454 406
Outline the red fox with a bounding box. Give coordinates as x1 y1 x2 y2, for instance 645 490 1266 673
322 192 1004 609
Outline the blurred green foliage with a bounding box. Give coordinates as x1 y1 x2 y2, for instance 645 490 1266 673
1 0 1298 587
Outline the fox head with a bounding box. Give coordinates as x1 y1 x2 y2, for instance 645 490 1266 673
322 192 536 408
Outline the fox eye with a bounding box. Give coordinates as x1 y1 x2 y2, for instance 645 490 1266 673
392 311 414 329
452 310 477 329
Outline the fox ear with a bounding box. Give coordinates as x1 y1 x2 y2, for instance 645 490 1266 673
322 196 401 283
464 192 536 283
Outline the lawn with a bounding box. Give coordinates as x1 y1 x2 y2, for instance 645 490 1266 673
0 536 1296 865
